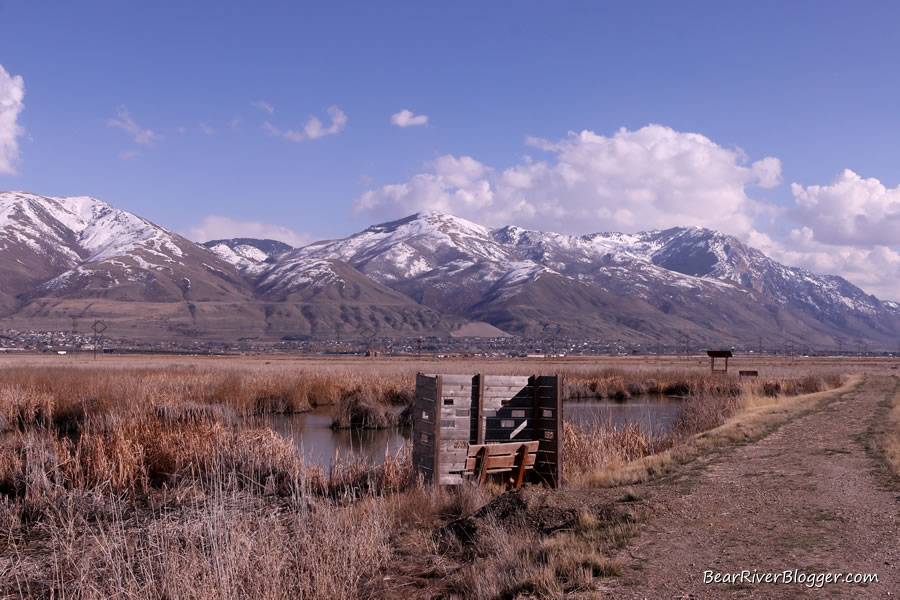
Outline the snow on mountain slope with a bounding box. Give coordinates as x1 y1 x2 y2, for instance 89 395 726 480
292 211 511 281
0 191 252 305
202 238 292 277
635 226 894 319
261 210 900 342
5 193 900 344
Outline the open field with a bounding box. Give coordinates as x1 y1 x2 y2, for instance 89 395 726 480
0 353 894 598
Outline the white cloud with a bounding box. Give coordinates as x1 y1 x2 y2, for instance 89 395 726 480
304 106 347 139
184 216 310 247
263 106 347 142
199 122 216 135
356 124 781 236
790 169 900 247
119 150 140 161
229 117 242 131
107 106 162 146
263 121 305 141
391 109 428 127
0 63 25 175
250 99 275 115
751 169 900 301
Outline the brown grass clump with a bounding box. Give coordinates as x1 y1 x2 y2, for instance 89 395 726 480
563 421 672 484
0 405 413 598
440 492 647 598
331 387 400 429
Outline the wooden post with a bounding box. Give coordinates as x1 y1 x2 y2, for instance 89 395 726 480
511 444 528 490
533 374 563 488
475 446 489 485
433 375 442 485
476 373 485 444
554 375 563 487
531 374 542 449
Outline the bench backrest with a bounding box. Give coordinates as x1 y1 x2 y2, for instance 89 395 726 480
463 441 539 472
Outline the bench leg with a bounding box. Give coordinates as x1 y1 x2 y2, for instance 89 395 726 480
510 445 528 490
474 447 489 486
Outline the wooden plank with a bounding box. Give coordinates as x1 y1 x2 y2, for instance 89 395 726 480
438 392 472 401
485 430 534 442
413 420 434 435
440 406 470 418
483 376 532 386
436 374 474 384
461 453 537 470
433 375 442 486
433 385 471 394
457 466 533 475
466 441 539 455
491 408 536 418
482 389 531 397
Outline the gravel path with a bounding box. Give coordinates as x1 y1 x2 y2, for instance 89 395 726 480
605 375 900 599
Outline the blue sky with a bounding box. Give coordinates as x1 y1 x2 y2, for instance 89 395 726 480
2 1 900 297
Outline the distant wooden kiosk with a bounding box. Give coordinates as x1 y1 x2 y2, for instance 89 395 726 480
413 374 563 489
707 350 733 374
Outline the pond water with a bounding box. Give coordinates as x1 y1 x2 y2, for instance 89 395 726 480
263 396 682 468
262 407 409 469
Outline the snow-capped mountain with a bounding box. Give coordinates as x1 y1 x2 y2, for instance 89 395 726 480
245 210 900 344
3 192 899 345
0 193 481 340
0 191 252 304
202 238 292 277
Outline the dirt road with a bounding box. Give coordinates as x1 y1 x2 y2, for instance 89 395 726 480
606 375 900 599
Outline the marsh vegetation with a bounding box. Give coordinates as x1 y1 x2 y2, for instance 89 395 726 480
0 356 849 598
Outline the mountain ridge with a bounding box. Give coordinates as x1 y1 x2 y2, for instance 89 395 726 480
1 192 897 346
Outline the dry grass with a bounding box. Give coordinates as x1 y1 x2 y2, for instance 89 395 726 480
0 358 855 598
0 405 413 598
880 378 900 477
442 501 648 598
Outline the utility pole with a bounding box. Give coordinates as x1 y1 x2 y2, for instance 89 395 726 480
91 320 107 361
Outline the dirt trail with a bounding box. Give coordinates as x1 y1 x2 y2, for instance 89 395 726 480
605 375 900 598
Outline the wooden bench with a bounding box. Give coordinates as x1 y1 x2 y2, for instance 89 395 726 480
449 441 540 489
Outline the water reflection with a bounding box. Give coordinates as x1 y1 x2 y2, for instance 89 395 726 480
263 407 409 469
262 397 681 468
